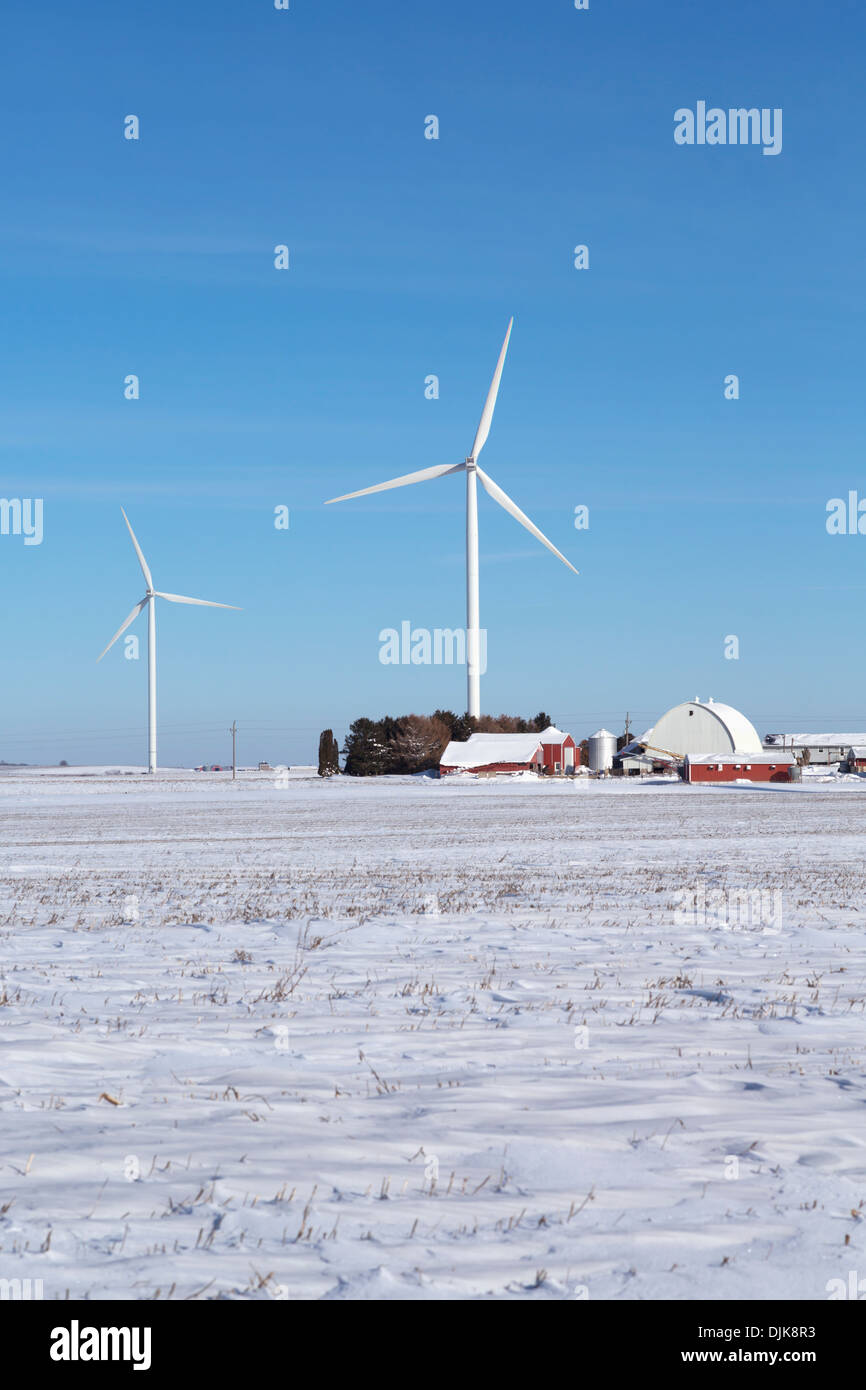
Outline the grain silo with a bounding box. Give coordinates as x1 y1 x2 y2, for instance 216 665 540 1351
588 728 617 773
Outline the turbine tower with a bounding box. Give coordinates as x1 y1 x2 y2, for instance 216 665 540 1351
325 319 578 717
98 509 240 774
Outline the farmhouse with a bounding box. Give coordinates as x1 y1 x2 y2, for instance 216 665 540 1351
440 726 576 777
684 752 799 784
845 746 866 773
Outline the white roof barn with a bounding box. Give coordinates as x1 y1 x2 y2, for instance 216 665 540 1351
440 732 543 771
639 699 762 759
440 725 577 775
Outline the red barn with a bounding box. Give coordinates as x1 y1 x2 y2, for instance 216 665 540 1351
440 727 577 777
440 732 543 776
537 726 577 775
684 752 798 784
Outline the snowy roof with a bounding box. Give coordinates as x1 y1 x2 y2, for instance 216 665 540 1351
616 740 657 761
847 746 866 758
641 700 762 756
617 739 642 757
537 726 571 743
686 751 795 766
765 733 866 748
440 733 543 768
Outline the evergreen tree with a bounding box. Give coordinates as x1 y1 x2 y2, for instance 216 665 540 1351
432 709 474 742
317 729 340 777
342 718 389 776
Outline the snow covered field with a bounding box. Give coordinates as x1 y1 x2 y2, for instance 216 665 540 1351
1 766 865 1301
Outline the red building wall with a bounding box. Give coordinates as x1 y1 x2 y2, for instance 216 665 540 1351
540 735 576 772
688 761 793 784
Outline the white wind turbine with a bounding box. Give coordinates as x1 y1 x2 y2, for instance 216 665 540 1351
97 509 241 774
325 319 578 717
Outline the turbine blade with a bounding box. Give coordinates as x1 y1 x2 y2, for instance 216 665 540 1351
325 461 463 504
469 317 513 462
97 597 148 662
154 592 242 609
120 508 153 590
476 466 579 575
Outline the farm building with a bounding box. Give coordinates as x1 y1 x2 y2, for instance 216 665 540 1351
616 698 763 772
764 733 866 766
684 752 799 784
845 746 866 773
588 729 617 773
440 726 576 776
642 699 762 760
538 726 577 774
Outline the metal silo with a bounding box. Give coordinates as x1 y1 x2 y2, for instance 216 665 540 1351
588 728 616 773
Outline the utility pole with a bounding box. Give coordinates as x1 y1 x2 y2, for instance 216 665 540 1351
231 720 237 781
624 711 631 743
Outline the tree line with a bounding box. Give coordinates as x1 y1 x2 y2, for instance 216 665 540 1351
320 710 557 777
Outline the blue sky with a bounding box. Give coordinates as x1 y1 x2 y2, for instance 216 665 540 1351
2 0 866 766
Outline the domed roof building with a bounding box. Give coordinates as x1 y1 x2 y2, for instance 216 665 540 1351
639 698 762 760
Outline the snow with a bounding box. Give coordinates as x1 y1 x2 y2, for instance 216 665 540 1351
766 733 866 748
442 728 572 770
1 766 865 1301
440 732 543 768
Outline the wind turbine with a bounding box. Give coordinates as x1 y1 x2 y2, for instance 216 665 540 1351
325 319 578 717
97 509 241 774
